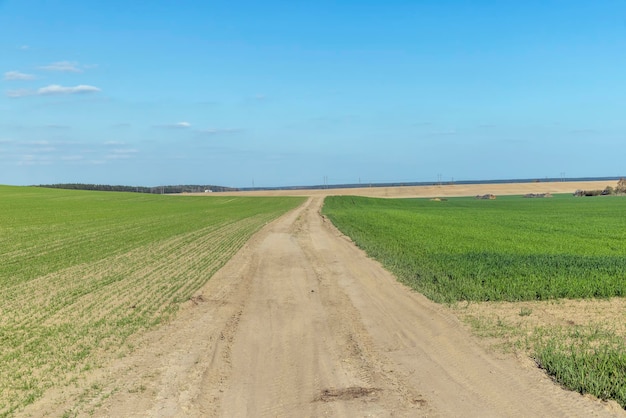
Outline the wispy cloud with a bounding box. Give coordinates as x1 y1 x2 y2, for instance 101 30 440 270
196 128 243 136
7 84 101 98
106 148 139 159
38 84 100 95
24 140 50 146
61 155 84 161
156 121 192 129
6 89 32 98
18 155 52 166
104 140 126 146
4 71 36 81
39 61 84 73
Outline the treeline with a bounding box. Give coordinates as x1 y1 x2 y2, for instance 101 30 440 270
37 184 238 194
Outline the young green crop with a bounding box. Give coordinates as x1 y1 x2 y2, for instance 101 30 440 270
323 193 626 408
0 186 303 416
323 194 626 303
534 325 626 408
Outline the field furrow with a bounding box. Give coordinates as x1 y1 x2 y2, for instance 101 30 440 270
0 186 303 416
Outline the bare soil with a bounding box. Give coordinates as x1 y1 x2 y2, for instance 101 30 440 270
195 180 613 198
22 181 626 417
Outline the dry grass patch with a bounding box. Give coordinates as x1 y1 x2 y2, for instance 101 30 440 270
454 298 626 407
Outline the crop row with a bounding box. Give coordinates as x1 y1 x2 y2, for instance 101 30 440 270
322 195 626 303
0 186 303 416
322 193 626 408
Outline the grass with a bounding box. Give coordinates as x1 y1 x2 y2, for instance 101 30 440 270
535 326 626 406
0 186 303 416
323 193 626 409
322 194 626 303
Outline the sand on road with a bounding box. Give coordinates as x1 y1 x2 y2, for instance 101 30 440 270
23 181 625 417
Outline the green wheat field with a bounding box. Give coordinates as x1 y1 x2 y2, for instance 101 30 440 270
0 185 303 416
323 193 626 408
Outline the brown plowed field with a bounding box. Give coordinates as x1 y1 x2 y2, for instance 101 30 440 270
23 181 625 417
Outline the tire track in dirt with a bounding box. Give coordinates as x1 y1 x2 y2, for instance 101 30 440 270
218 200 411 417
22 196 626 417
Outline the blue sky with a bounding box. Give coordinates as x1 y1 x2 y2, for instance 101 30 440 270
1 1 625 187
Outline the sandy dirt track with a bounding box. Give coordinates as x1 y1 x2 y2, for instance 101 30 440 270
23 181 624 417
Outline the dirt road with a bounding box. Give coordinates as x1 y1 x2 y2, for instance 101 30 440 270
25 193 623 417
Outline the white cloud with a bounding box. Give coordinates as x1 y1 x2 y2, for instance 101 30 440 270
38 84 101 95
196 128 243 136
106 148 138 159
4 71 36 80
17 154 52 166
6 89 32 98
32 146 56 153
39 61 83 73
104 140 126 146
8 84 102 97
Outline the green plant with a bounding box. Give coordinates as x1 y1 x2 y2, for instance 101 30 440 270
322 194 626 303
519 307 532 317
323 194 626 409
0 186 303 415
534 325 626 408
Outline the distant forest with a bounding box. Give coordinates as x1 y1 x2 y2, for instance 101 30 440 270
38 184 238 194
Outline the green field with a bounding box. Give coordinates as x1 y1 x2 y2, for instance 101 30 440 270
323 194 626 303
323 194 626 408
0 186 303 416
